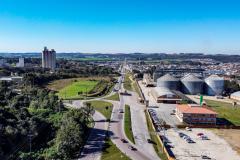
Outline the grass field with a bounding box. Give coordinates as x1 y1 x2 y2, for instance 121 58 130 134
145 111 168 160
86 100 113 120
101 138 130 160
205 99 240 126
105 93 120 101
124 73 142 98
124 105 135 144
58 80 99 99
123 73 133 91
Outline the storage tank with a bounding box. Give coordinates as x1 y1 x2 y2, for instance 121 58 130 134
205 75 224 96
157 74 179 90
181 74 204 95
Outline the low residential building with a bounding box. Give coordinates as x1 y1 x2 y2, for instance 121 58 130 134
176 104 217 125
151 87 182 103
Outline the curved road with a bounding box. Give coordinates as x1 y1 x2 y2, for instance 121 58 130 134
70 74 160 160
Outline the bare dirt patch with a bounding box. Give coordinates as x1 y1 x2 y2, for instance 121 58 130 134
211 129 240 155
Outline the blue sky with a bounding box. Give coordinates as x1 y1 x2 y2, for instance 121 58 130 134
0 0 240 54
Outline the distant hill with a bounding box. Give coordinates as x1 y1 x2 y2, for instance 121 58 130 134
0 52 240 63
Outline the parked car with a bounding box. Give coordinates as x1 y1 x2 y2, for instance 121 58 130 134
197 133 204 136
179 132 185 138
201 136 209 140
185 127 192 131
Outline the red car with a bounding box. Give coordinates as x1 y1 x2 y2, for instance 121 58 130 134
197 133 204 136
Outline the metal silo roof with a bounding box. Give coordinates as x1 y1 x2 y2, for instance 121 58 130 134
205 75 224 81
181 74 203 82
158 74 178 81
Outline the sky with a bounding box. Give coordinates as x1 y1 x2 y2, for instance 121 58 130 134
0 0 240 54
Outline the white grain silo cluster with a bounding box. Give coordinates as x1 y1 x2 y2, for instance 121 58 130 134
156 73 224 96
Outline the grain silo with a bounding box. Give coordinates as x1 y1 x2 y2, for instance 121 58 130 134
157 74 179 90
205 75 224 96
181 74 204 95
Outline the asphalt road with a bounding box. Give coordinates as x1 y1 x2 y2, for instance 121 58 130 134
78 111 108 160
70 73 160 160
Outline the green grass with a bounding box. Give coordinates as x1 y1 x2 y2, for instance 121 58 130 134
86 100 113 120
124 73 133 91
205 99 240 126
101 138 131 160
145 111 168 160
105 93 120 101
124 105 135 144
58 80 99 99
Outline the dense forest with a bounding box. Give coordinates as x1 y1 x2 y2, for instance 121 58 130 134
0 81 94 159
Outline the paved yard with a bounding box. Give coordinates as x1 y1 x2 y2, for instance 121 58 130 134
138 81 182 126
165 128 240 160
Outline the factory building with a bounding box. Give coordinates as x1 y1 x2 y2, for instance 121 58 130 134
151 87 182 103
157 74 179 90
205 75 224 96
181 74 204 95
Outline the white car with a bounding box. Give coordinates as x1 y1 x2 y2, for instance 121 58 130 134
185 127 192 131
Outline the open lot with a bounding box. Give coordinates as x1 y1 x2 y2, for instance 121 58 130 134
211 129 240 154
164 128 240 160
58 80 99 99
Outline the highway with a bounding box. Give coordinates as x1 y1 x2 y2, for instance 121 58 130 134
73 65 160 160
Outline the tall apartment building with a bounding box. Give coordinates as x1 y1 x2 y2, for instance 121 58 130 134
16 58 24 67
42 47 56 70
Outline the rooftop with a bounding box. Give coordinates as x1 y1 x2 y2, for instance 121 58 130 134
177 104 217 114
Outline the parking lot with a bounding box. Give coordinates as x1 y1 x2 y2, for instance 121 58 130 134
139 81 182 126
164 128 240 160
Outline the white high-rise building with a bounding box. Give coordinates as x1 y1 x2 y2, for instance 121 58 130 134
16 58 24 67
42 47 56 70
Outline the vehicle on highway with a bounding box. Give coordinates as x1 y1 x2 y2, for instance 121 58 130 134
201 155 211 159
121 139 128 143
119 109 124 113
120 90 132 96
147 139 152 143
128 146 137 151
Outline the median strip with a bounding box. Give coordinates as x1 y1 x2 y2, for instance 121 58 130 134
124 105 135 144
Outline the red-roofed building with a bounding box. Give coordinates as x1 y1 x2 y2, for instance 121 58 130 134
176 104 217 125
